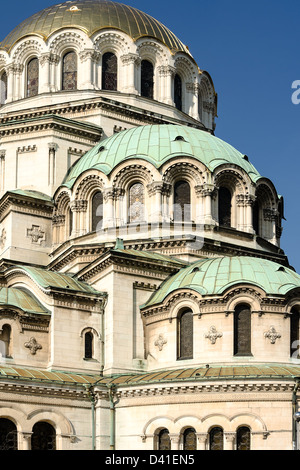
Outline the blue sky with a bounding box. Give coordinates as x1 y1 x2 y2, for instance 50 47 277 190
1 0 300 271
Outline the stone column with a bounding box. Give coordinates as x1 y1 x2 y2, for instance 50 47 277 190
158 65 175 105
79 49 97 89
121 53 139 94
147 182 164 223
224 432 236 450
48 143 58 188
195 183 216 225
14 64 24 100
186 82 199 119
197 433 208 450
52 214 66 245
20 432 32 450
114 188 125 226
170 434 180 450
263 208 278 244
161 182 172 222
0 150 6 194
50 54 59 92
40 53 51 93
103 188 115 228
70 200 88 237
244 195 255 233
6 65 14 102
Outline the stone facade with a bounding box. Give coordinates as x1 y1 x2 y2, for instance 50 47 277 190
0 0 299 452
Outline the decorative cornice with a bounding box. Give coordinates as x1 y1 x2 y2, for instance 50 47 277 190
0 96 205 132
0 115 103 143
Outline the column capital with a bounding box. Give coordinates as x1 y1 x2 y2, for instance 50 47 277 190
120 53 140 65
157 65 176 77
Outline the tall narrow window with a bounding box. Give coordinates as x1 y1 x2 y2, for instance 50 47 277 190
27 58 39 97
209 427 224 451
237 427 251 451
62 51 77 91
0 72 7 105
178 309 193 360
0 419 18 451
290 308 300 358
31 422 56 451
218 186 232 227
234 304 252 356
69 208 73 237
198 90 203 121
253 200 260 235
183 428 197 450
174 74 182 111
84 332 93 359
141 60 154 99
0 324 11 358
158 429 171 450
174 180 191 222
102 52 117 91
91 191 103 232
129 183 145 223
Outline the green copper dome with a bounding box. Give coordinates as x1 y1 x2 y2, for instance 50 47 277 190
142 257 300 308
62 124 262 188
0 0 190 54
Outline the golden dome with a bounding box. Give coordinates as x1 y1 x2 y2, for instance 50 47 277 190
0 0 190 55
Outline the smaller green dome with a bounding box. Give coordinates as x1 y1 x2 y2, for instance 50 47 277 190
142 257 300 308
62 124 262 188
0 287 50 315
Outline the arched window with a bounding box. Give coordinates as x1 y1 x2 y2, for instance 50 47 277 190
209 427 224 450
129 182 145 223
0 324 12 359
158 429 171 450
174 74 182 111
0 72 7 105
218 186 232 227
174 180 191 222
178 309 193 360
84 331 93 359
31 422 56 451
234 304 252 356
183 428 197 450
141 60 154 99
253 200 260 235
236 426 251 451
62 51 77 91
0 418 17 450
102 52 118 91
91 191 103 232
27 58 39 97
290 307 300 358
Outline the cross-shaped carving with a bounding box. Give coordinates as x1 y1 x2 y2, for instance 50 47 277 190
27 225 45 244
0 228 6 249
155 335 167 351
205 326 223 344
264 326 281 344
24 337 42 355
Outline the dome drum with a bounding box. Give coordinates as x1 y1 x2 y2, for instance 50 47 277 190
0 0 217 132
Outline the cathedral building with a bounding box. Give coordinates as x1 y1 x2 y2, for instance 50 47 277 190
0 0 299 451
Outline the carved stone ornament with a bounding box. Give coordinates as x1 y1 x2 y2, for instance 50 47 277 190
27 225 45 244
154 335 167 351
264 326 281 344
0 228 6 249
205 326 223 344
24 337 42 355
